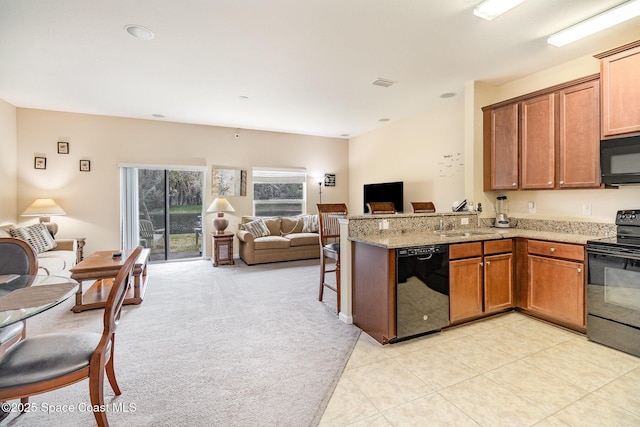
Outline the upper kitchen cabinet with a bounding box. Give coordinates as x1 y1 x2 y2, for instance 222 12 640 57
558 80 601 188
482 75 601 191
483 103 518 191
596 40 640 138
521 94 555 190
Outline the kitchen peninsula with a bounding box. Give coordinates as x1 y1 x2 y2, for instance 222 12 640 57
338 212 613 344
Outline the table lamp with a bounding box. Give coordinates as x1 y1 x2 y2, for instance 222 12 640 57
21 198 66 236
207 197 236 234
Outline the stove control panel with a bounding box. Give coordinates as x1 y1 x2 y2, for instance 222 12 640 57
616 210 640 226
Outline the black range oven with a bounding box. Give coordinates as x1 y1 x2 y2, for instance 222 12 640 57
586 210 640 358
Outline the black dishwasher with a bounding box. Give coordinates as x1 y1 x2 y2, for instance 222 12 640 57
393 244 449 342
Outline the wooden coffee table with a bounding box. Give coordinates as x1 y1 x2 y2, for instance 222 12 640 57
69 248 150 313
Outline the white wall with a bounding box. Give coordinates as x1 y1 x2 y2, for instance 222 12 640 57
0 98 17 224
349 99 465 215
15 109 349 256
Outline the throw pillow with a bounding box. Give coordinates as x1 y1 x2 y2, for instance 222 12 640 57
10 223 57 254
263 217 281 236
280 217 303 235
301 214 319 233
242 219 270 238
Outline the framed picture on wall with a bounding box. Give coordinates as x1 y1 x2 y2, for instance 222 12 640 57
211 167 247 196
57 142 69 154
79 160 91 172
34 157 46 169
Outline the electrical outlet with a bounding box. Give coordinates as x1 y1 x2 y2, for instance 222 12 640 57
528 201 536 213
583 204 592 216
378 221 383 230
382 219 389 230
461 217 469 225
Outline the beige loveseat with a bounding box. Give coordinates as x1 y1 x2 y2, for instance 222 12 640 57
0 224 78 277
236 216 320 265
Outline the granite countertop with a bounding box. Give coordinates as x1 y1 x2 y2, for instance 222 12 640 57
348 227 603 249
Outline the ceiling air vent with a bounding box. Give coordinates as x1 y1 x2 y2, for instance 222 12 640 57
372 78 396 88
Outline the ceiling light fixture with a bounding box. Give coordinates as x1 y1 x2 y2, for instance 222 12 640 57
547 0 640 47
440 92 457 99
124 24 155 40
473 0 525 21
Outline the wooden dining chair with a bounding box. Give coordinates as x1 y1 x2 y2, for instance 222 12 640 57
0 238 37 357
0 246 142 427
410 202 436 213
367 201 397 214
317 204 348 312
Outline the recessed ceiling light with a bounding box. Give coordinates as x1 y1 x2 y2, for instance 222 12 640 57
340 134 350 137
547 0 640 47
440 92 457 98
378 118 391 122
239 95 249 100
124 24 155 40
152 113 164 118
474 0 525 21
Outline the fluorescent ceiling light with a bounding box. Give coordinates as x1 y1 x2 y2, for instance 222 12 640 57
548 0 640 47
474 0 525 21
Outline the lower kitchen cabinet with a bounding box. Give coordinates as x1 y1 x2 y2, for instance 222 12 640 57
450 255 483 322
450 240 513 323
352 242 395 344
526 240 585 329
484 252 514 313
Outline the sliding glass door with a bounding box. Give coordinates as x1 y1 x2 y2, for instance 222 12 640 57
138 168 204 261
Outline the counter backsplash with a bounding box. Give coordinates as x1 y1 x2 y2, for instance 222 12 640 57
479 217 615 237
347 213 615 238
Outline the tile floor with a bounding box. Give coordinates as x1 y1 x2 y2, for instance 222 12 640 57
320 312 640 426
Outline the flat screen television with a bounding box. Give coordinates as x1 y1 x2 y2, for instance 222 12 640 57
363 181 403 213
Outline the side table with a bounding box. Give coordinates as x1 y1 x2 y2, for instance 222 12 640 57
212 232 234 267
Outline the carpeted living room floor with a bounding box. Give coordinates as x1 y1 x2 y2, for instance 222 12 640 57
2 258 360 427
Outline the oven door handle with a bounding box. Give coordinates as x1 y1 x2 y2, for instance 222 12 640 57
588 246 640 261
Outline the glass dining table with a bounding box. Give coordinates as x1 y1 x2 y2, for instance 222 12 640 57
0 275 79 328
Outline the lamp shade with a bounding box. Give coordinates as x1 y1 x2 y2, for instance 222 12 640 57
206 197 235 234
21 199 66 217
206 197 236 213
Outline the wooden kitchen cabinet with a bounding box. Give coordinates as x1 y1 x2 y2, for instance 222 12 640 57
483 103 518 191
450 255 483 322
352 242 395 344
558 79 601 188
521 94 556 189
526 240 585 329
596 40 640 138
450 240 513 323
482 75 601 191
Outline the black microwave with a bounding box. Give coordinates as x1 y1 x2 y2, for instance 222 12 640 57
601 135 640 185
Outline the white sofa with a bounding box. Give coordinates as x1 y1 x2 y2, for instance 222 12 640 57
0 224 78 277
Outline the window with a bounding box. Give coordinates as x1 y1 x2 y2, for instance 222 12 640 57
252 167 306 216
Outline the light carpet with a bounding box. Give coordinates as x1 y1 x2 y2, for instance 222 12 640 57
3 259 360 427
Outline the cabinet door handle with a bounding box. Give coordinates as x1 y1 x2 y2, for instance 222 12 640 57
559 180 564 185
577 267 582 273
550 247 556 253
512 182 517 186
479 262 484 267
485 260 491 265
548 181 553 185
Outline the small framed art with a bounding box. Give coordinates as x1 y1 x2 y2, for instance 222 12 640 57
57 142 69 154
34 157 46 170
79 160 91 172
